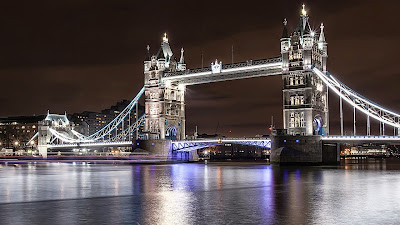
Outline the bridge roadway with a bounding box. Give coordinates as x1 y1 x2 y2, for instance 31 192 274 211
47 136 400 151
163 57 282 85
48 137 272 151
322 135 400 144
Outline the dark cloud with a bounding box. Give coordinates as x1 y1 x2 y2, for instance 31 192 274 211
1 0 400 137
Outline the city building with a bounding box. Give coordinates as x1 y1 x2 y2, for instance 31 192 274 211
68 100 144 138
0 115 44 148
0 100 144 148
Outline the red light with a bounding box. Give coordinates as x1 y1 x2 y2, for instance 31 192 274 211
269 127 273 131
229 130 232 133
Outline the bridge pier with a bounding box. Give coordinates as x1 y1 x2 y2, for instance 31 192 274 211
135 140 198 162
38 145 48 159
270 135 339 165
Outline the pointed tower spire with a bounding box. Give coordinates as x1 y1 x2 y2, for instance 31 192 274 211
301 4 307 16
319 23 326 43
179 47 185 64
145 45 151 61
282 18 289 38
162 33 168 43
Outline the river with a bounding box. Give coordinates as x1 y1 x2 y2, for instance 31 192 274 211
1 159 400 224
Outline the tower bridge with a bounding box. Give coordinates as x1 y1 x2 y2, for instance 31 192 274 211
29 5 400 164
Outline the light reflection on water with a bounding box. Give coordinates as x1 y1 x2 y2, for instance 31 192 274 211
0 159 400 224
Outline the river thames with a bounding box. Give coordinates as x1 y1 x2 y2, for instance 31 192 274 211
1 159 400 224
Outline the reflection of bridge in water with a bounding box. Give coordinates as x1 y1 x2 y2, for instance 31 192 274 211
28 5 400 164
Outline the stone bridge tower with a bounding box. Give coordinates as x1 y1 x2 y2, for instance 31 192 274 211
280 5 329 136
38 112 72 158
143 34 186 140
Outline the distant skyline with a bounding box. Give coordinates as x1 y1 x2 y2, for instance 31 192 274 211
1 0 400 136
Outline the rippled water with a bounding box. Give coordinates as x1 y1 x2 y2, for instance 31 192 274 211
1 159 400 224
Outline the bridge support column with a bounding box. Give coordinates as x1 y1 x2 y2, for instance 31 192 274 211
353 106 356 136
38 145 48 159
135 140 198 162
340 94 344 136
270 135 339 165
37 122 51 159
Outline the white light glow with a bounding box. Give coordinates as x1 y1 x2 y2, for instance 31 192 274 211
163 62 282 82
317 83 323 92
302 4 307 16
163 33 168 43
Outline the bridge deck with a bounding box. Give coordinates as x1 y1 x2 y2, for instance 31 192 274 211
163 57 282 85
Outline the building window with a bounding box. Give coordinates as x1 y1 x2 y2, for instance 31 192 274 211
295 113 300 127
290 95 304 106
290 112 305 128
290 112 295 128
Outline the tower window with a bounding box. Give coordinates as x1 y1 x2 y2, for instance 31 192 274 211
290 112 295 128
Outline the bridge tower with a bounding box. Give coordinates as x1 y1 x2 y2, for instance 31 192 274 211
280 5 329 136
143 34 186 140
37 112 72 158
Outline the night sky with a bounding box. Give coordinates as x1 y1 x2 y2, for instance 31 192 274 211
1 0 400 137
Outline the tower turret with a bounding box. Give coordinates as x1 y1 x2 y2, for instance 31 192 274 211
177 47 186 71
144 45 151 72
302 20 313 69
281 18 290 72
318 23 328 72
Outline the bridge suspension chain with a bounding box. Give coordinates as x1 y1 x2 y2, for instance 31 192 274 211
314 68 400 129
48 128 90 143
26 132 39 146
109 115 145 142
71 129 87 140
47 87 145 144
83 87 145 141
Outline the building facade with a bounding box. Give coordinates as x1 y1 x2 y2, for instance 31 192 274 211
281 6 329 136
69 100 144 138
143 34 186 140
0 116 44 149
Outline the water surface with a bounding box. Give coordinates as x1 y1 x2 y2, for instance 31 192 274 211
1 159 400 224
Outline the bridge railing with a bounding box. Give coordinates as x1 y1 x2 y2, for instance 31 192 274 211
172 137 272 151
164 57 282 78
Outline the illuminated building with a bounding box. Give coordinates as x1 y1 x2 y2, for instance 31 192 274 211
281 5 329 135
